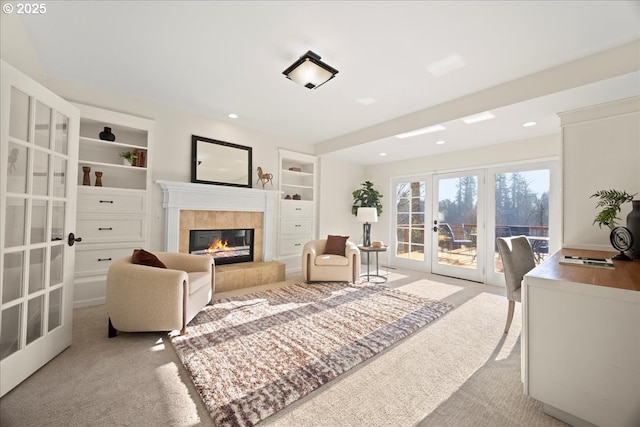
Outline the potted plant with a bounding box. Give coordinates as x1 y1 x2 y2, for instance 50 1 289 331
591 189 638 260
351 181 383 216
591 189 636 230
119 151 137 166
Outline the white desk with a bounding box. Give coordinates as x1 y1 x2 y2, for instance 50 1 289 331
522 249 640 427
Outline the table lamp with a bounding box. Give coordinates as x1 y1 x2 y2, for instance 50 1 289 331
357 207 378 247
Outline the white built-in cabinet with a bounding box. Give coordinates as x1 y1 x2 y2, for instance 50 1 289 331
72 103 154 307
277 149 317 273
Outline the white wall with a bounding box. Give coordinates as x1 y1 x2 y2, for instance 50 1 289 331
44 77 316 251
317 156 366 242
0 11 47 85
560 96 640 250
363 134 562 263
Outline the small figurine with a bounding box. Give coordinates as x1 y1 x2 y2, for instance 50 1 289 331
94 171 103 187
82 166 91 186
256 166 273 188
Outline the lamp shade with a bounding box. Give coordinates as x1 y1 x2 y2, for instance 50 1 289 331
283 51 339 89
357 207 378 223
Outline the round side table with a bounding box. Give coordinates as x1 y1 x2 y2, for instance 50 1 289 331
358 245 388 283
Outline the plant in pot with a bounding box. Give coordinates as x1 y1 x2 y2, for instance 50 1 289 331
119 151 137 166
591 189 638 260
352 181 383 247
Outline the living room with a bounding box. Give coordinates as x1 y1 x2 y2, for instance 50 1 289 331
1 1 639 426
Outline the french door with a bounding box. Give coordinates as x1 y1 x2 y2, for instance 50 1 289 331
391 161 556 285
431 170 485 282
1 61 80 396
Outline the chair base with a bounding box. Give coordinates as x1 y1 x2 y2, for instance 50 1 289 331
108 317 117 338
504 300 515 334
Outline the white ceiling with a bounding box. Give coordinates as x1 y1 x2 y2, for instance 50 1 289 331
18 1 640 165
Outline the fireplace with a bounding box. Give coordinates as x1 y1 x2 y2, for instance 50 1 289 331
189 228 254 265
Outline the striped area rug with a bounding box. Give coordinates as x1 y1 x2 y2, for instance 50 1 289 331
171 281 453 427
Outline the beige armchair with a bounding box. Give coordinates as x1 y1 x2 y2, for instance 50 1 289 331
106 251 214 337
302 239 361 283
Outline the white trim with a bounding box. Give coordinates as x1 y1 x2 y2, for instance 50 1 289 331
157 180 281 260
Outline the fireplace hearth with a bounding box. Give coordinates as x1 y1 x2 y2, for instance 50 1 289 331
189 228 254 265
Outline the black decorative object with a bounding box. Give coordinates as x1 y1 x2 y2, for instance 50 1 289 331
627 200 640 259
99 127 115 141
610 226 633 261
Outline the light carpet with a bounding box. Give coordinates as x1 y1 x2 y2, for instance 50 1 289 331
170 281 453 427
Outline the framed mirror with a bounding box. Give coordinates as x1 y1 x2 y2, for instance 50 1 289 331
191 135 252 187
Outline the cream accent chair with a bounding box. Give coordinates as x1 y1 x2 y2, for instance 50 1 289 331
497 236 536 334
302 239 361 283
106 252 214 337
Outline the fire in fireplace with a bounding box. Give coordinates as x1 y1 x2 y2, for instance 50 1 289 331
189 228 254 265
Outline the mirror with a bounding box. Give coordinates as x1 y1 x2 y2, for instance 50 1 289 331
191 135 252 187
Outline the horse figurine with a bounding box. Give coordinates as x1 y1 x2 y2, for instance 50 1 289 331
256 167 273 188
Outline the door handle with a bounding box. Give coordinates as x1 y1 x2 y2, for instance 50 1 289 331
433 226 438 232
67 232 82 246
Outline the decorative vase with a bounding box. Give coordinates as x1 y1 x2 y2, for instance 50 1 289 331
122 158 131 166
99 127 115 141
82 166 91 186
627 200 640 259
94 171 103 187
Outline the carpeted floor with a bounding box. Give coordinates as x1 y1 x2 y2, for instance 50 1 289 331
171 281 453 426
0 268 568 426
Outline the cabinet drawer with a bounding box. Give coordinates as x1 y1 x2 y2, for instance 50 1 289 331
280 218 313 235
75 245 139 276
279 236 311 256
76 217 145 243
280 200 313 217
77 191 145 214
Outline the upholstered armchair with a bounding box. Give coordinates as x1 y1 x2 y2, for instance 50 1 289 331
106 251 214 337
302 237 361 283
497 236 536 334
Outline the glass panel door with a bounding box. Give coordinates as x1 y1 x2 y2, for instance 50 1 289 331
485 162 557 286
1 60 79 397
393 179 428 269
432 171 484 282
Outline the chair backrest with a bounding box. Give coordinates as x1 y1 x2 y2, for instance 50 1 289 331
438 223 454 239
497 236 536 301
449 224 468 240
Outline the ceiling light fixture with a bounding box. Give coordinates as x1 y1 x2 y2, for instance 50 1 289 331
228 113 238 119
283 50 339 89
523 121 537 127
379 152 387 156
462 111 495 124
435 140 446 145
395 125 446 139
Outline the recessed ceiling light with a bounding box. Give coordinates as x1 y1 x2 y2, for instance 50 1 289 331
356 98 376 106
395 125 446 139
435 140 446 145
379 152 387 156
426 53 467 77
461 111 495 124
523 121 537 127
228 113 238 119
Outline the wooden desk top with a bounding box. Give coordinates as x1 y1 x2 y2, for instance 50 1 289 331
526 248 640 292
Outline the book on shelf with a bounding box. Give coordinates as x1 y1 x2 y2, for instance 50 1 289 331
559 255 614 269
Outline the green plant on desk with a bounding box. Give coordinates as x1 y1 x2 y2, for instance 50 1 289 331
591 189 636 230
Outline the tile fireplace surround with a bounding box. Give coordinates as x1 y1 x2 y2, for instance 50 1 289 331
157 181 281 261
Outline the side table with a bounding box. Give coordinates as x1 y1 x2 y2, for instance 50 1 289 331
359 245 388 283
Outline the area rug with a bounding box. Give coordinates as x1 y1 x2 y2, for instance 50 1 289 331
170 281 454 427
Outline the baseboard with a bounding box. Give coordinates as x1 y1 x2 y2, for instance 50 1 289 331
73 296 105 309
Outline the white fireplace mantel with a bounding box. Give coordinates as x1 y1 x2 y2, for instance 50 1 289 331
157 180 281 260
